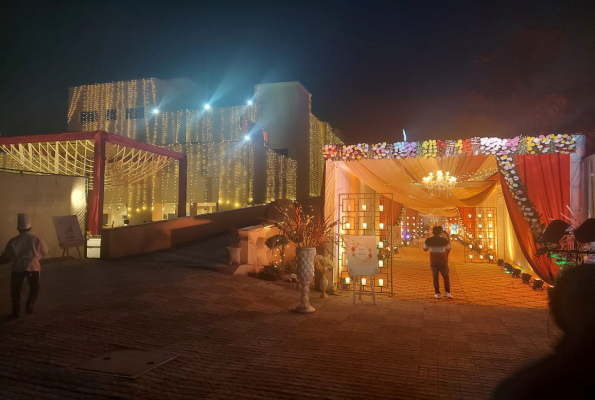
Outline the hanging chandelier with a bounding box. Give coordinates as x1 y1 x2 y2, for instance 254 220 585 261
421 170 457 197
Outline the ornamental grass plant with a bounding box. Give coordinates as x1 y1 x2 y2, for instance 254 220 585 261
263 202 338 249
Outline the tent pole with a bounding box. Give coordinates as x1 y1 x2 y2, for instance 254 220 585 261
90 131 106 235
177 155 187 218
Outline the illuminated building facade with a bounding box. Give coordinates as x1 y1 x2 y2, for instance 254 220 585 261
64 77 336 226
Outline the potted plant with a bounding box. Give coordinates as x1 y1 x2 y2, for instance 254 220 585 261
263 202 337 313
225 226 242 265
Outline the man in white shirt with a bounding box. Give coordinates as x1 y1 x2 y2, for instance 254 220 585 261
0 214 48 318
423 226 453 299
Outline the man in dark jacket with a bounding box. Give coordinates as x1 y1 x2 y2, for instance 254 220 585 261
423 226 452 299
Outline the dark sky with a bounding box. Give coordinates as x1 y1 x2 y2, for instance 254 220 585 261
1 0 594 143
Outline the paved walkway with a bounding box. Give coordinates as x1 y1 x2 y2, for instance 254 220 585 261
378 241 549 309
0 238 558 399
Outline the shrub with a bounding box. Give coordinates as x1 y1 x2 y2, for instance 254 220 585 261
248 263 283 281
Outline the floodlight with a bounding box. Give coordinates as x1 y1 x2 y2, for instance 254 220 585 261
521 273 532 284
512 268 522 278
541 220 571 243
574 218 595 243
204 104 211 110
244 135 250 141
247 100 253 106
152 108 159 114
532 278 544 290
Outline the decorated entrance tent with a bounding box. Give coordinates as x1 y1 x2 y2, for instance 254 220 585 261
0 131 186 234
324 134 584 285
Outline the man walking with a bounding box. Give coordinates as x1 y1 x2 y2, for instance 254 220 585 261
0 214 48 318
423 226 453 299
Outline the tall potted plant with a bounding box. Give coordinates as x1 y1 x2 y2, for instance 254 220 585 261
225 226 242 265
264 202 337 313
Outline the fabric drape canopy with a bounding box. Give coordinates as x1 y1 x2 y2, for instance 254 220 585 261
339 155 498 216
500 154 571 283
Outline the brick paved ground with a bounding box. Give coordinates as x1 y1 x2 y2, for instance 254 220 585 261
0 237 558 400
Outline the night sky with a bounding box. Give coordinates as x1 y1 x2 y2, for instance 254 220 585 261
2 0 594 143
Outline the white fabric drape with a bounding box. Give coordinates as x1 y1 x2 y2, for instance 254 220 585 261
494 184 532 272
583 154 595 220
335 156 498 216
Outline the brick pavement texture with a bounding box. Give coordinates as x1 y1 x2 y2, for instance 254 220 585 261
0 240 559 400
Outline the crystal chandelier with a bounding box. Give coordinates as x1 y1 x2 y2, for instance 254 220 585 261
421 170 457 197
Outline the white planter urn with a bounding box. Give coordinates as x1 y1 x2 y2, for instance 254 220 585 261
225 246 241 265
294 247 316 313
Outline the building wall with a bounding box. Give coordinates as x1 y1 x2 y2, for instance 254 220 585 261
0 172 87 259
67 78 339 206
101 205 268 259
253 81 342 200
67 77 201 143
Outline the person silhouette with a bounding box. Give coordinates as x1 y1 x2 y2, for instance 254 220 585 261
0 214 48 318
492 264 595 399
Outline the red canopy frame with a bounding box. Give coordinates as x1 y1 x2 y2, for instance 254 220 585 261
0 131 187 234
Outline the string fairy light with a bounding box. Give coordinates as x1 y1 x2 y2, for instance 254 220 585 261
66 79 299 216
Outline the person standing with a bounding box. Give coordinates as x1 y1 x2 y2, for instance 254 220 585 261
423 226 453 299
0 214 48 318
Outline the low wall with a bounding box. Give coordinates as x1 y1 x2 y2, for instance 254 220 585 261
101 205 266 259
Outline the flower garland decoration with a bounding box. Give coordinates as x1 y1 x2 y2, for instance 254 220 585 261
528 134 576 155
371 142 393 159
470 137 481 155
340 143 369 160
444 140 457 157
455 207 465 229
496 153 544 238
479 137 503 155
322 134 578 161
420 140 437 158
323 144 338 159
394 141 417 158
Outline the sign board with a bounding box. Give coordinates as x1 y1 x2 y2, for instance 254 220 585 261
53 215 85 249
344 235 380 276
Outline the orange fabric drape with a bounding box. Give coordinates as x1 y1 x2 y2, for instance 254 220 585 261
459 207 476 236
500 154 571 284
379 196 401 241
